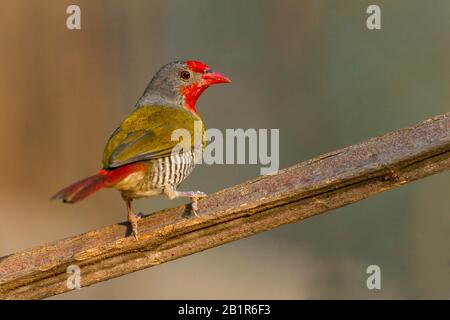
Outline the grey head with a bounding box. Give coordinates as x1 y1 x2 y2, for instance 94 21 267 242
135 60 231 112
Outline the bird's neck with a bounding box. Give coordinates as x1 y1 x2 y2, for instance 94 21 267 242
136 94 178 107
136 78 204 115
136 89 200 115
136 90 182 109
136 76 183 108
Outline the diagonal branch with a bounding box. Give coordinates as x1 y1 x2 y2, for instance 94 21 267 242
1 113 449 299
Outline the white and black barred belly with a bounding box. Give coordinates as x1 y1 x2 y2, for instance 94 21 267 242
116 150 200 198
147 151 197 190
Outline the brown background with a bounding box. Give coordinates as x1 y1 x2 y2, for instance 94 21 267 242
0 0 449 299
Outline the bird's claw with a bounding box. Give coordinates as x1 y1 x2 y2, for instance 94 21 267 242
190 202 200 217
132 228 139 241
128 213 142 241
189 191 206 217
131 220 139 240
134 212 144 219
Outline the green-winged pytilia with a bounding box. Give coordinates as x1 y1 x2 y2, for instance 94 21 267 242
52 60 231 239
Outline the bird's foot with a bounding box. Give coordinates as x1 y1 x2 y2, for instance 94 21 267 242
164 187 207 218
128 212 142 241
188 191 207 217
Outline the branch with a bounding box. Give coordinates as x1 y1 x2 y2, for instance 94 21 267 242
1 113 449 299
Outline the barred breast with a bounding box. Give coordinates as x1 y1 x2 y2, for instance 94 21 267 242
148 151 198 190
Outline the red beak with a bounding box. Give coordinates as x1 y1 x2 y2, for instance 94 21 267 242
202 69 231 85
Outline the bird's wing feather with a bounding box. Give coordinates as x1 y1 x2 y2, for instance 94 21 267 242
102 105 204 168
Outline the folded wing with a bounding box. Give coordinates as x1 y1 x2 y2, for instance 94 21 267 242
102 105 203 168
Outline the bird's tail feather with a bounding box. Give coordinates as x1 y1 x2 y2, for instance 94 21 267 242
51 173 107 203
51 163 147 204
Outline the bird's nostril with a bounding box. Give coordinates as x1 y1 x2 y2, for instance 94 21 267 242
204 68 213 74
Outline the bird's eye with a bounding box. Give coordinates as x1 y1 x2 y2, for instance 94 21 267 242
180 71 191 80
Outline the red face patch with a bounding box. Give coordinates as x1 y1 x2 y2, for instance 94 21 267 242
181 60 230 114
186 60 209 73
180 83 207 114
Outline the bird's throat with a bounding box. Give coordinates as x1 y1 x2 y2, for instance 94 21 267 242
180 83 208 114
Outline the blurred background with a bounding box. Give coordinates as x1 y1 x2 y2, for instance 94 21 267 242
0 0 449 299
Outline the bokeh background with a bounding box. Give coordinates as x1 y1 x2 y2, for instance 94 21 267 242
0 0 449 299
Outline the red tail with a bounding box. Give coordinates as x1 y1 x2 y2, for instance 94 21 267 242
51 163 146 204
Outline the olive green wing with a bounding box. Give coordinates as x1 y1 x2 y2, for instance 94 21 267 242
102 105 204 169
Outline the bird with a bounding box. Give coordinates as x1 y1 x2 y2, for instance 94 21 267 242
52 60 231 239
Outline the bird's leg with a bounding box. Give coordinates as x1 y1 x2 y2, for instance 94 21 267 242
125 198 140 240
164 186 206 217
